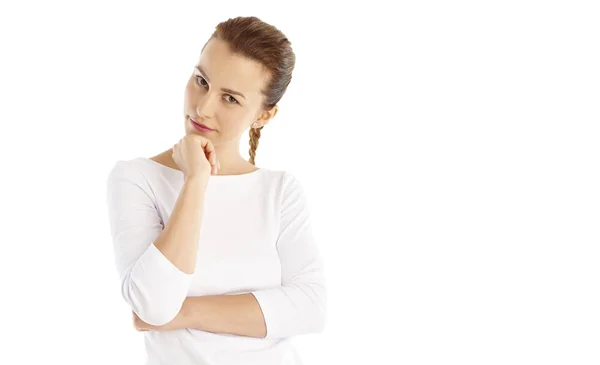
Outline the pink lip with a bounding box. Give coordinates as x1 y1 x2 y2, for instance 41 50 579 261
190 117 214 132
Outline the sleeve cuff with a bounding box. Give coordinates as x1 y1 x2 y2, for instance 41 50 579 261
140 242 195 280
251 289 283 340
127 243 194 325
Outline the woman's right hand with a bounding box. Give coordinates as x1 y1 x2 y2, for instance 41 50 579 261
172 135 219 183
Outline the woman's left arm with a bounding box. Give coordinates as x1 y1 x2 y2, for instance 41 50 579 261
135 172 327 339
250 172 327 339
134 293 268 338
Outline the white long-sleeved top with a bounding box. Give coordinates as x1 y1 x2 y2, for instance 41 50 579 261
105 157 326 365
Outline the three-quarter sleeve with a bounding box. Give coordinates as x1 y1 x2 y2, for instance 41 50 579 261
106 162 193 326
251 172 327 339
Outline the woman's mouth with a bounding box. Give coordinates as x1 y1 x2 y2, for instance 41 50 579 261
190 117 215 132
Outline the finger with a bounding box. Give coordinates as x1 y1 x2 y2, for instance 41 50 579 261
202 139 218 167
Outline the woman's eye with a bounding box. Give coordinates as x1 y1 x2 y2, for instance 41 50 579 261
196 76 208 88
225 95 238 104
195 76 237 104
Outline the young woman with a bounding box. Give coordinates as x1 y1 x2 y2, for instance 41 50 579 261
106 16 326 365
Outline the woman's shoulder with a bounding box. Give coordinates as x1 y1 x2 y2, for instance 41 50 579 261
258 168 308 197
257 167 300 184
106 157 178 186
107 156 144 176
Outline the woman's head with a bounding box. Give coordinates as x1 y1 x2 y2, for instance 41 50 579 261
183 16 295 165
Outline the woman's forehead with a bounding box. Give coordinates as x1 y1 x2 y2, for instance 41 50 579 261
197 39 268 95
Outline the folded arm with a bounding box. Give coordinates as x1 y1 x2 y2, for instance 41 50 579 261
135 172 327 339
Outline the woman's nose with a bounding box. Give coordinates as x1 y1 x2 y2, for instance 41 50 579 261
195 93 218 119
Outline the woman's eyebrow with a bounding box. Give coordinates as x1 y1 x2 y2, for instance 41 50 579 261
195 65 247 100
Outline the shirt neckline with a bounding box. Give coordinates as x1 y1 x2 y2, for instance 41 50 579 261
140 157 264 178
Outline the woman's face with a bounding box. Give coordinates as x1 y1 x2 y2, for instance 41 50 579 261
183 37 275 146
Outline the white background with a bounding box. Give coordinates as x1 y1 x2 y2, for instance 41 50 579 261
1 1 598 364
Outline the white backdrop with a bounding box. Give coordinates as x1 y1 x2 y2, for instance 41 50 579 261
1 1 598 364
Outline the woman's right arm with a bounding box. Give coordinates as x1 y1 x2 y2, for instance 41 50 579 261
106 162 207 327
153 176 206 274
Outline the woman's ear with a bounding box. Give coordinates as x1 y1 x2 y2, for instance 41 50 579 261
254 105 279 128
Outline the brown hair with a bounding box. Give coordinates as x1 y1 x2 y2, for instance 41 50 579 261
207 16 296 165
